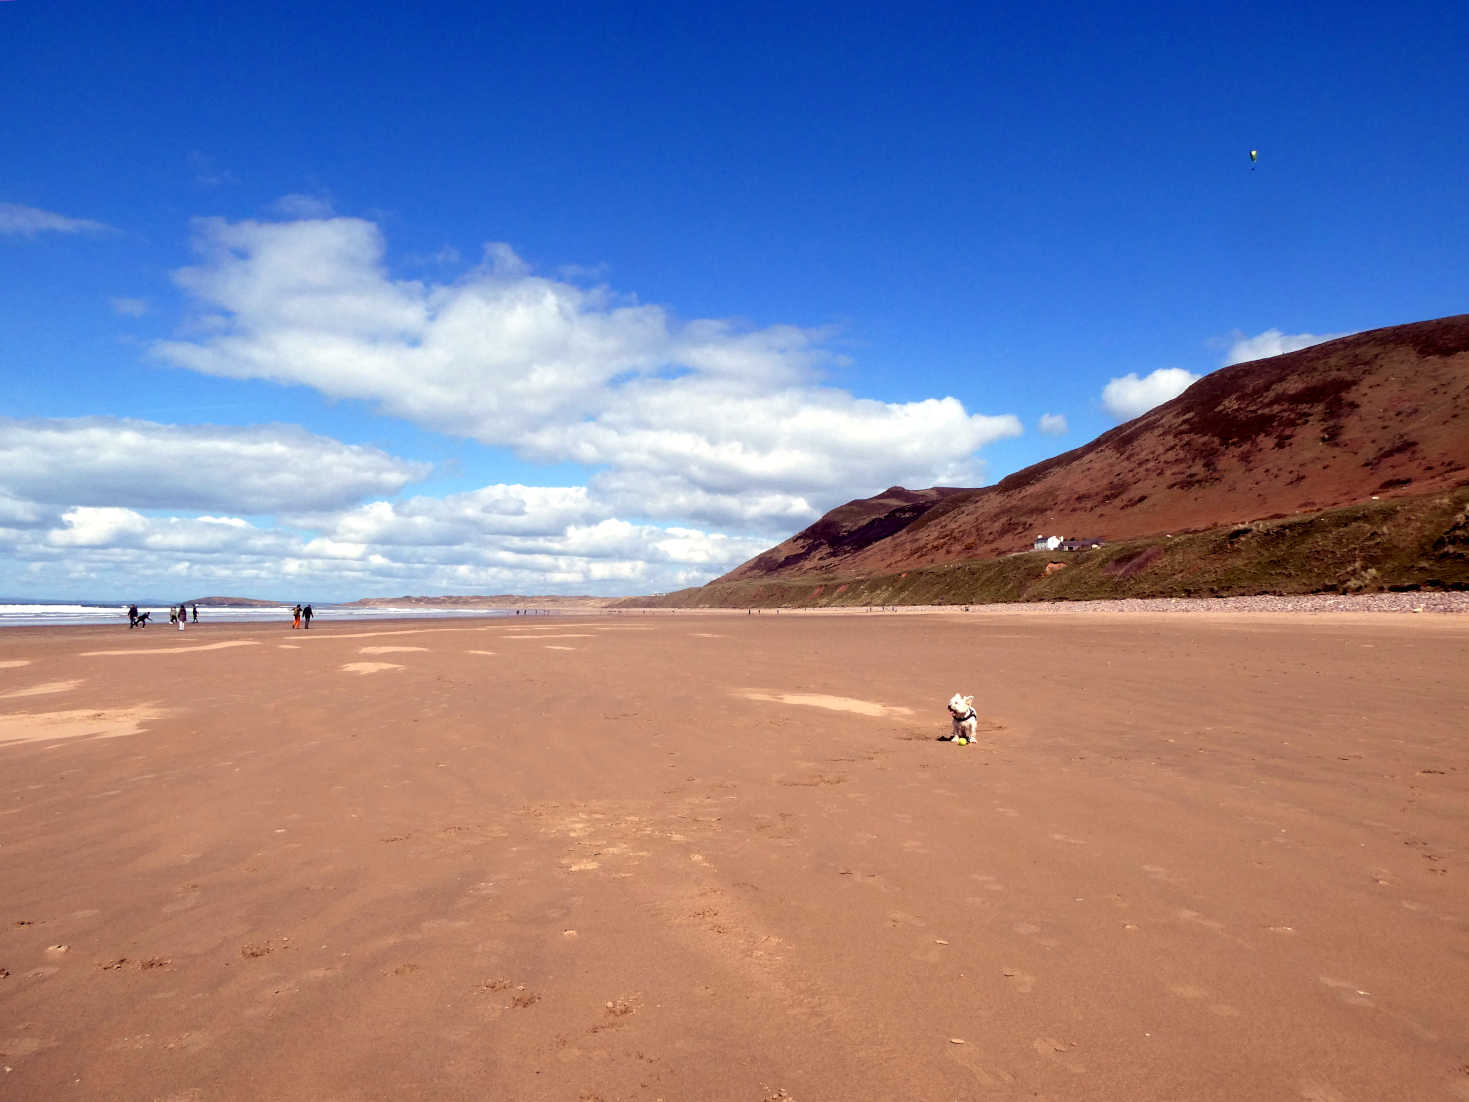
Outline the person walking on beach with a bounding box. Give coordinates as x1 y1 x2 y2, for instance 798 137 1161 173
292 604 302 629
302 603 313 629
128 603 139 629
192 604 198 623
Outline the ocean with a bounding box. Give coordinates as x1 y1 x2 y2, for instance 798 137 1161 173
0 603 521 629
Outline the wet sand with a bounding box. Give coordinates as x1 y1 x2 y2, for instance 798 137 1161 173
2 611 1467 1101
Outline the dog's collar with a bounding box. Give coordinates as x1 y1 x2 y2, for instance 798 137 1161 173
951 707 976 722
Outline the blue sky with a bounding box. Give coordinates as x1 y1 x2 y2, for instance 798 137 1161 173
3 1 1466 601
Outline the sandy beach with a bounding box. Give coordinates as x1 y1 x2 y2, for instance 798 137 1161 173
2 610 1467 1101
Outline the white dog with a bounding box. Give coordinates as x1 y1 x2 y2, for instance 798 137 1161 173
947 693 979 744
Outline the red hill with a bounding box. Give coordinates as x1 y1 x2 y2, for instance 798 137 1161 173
717 314 1469 586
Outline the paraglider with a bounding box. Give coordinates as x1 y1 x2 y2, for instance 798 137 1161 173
1249 149 1258 170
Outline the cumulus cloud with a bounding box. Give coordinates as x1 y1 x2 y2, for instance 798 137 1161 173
45 508 279 553
0 490 49 529
21 491 771 598
151 216 1022 528
1038 413 1067 436
1100 368 1200 422
303 484 607 545
0 418 431 513
0 203 111 237
1223 328 1342 366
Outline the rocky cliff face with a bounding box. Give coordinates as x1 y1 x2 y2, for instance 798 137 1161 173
717 314 1469 583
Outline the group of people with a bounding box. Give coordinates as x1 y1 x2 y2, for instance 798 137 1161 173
291 604 314 629
126 603 196 629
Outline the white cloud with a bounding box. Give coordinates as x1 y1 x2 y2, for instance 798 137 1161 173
1224 328 1341 366
16 491 770 598
588 470 820 532
0 490 50 529
527 382 1019 500
150 215 1023 528
0 418 431 513
0 203 111 237
1038 413 1067 435
1101 368 1200 422
110 296 149 317
45 507 149 548
4 215 1037 598
308 484 607 545
1 419 786 597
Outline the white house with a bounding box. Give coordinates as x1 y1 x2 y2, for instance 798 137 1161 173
1034 535 1064 551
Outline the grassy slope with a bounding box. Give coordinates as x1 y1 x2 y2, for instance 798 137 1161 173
618 487 1469 608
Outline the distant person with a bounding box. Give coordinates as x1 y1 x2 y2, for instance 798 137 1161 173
169 607 178 626
192 604 198 623
128 603 139 629
302 603 313 630
177 603 187 631
292 604 302 629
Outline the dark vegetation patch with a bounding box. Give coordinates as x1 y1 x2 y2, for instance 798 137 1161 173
1177 375 1360 449
1403 314 1469 357
805 502 937 554
1433 507 1469 561
1363 438 1419 468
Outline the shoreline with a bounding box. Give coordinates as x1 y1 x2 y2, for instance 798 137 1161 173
2 589 1467 636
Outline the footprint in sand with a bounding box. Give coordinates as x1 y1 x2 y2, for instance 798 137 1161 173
947 1045 1017 1088
1032 1036 1085 1073
1003 968 1036 993
0 1034 58 1061
1319 976 1374 1007
910 938 949 963
1170 983 1209 1000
